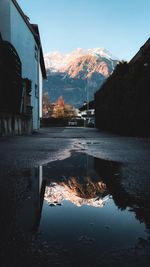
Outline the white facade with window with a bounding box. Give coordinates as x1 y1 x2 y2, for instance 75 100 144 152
0 0 46 130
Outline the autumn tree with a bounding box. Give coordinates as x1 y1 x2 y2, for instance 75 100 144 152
42 92 51 118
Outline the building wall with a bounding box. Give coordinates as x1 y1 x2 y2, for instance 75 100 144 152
10 1 39 130
129 38 150 64
0 0 41 131
39 65 43 118
0 0 11 41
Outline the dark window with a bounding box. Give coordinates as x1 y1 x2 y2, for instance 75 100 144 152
35 84 39 98
35 45 38 60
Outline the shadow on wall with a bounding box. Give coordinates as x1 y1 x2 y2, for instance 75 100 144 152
0 37 32 136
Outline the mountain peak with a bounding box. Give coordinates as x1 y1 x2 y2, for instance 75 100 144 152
43 47 119 108
87 47 117 60
44 47 118 71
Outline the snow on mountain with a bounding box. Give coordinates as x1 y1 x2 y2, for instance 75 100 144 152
44 51 65 70
43 48 119 107
45 184 108 208
44 177 108 208
44 47 118 71
87 47 118 60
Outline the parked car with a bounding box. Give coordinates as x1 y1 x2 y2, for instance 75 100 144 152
87 117 95 127
68 119 77 126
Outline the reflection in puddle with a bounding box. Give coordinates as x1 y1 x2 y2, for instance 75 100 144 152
43 153 110 208
45 179 108 208
2 152 149 266
37 152 149 264
14 166 46 233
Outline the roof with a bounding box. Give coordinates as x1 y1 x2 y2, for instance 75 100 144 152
12 0 47 79
79 100 95 111
31 24 47 79
129 37 150 64
12 0 36 37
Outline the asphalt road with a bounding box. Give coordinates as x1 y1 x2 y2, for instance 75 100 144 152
0 127 150 267
1 127 150 199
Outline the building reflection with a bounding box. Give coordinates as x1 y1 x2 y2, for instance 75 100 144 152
94 157 150 234
0 165 47 266
18 166 46 233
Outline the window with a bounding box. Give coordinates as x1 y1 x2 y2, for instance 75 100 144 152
35 84 39 98
35 45 38 60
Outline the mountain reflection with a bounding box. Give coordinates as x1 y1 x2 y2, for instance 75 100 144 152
40 152 150 261
44 177 108 207
43 152 150 234
43 152 113 207
1 152 149 267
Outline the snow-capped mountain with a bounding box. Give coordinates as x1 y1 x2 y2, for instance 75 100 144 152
44 48 119 107
45 183 108 208
44 176 108 208
44 47 118 71
88 47 118 60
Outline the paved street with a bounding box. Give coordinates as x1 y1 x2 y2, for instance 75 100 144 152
1 127 150 200
0 127 150 267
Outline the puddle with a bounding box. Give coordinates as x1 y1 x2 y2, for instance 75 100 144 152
38 153 148 264
1 152 150 266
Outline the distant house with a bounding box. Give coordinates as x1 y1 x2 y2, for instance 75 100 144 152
79 100 95 117
0 0 46 134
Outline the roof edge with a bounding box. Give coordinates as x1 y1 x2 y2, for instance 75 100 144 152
12 1 47 79
12 0 36 39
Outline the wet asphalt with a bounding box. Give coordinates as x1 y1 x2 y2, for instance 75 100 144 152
0 127 150 267
1 126 150 200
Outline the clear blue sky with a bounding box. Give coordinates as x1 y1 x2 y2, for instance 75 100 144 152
17 0 150 61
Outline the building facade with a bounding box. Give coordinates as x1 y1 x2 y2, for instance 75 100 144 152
94 37 150 136
0 0 46 132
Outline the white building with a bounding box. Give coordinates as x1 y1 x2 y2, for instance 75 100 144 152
0 0 46 130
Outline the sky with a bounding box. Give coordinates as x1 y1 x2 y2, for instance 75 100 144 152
17 0 150 61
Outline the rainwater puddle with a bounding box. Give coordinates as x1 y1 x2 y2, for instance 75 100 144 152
37 152 148 263
1 152 150 267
